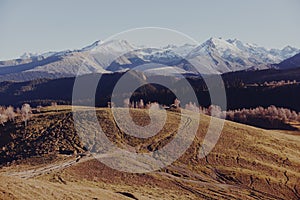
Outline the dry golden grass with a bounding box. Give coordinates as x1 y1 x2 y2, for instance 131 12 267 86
0 106 300 199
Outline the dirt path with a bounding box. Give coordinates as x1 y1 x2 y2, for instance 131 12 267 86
1 155 93 179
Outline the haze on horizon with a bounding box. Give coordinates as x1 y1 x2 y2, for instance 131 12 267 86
0 0 299 60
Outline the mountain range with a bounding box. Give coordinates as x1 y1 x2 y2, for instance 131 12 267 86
0 37 299 82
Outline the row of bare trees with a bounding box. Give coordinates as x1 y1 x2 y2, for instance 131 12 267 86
185 102 300 123
260 80 297 87
0 104 32 127
184 101 300 129
107 99 162 110
225 106 300 123
0 101 60 127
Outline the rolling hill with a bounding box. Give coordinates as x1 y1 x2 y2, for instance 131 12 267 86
0 106 300 199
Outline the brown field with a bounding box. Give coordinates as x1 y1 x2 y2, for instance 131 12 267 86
0 106 300 199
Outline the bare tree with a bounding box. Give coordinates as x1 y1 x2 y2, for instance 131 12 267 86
0 106 5 114
21 103 32 128
51 102 58 112
291 111 298 121
0 113 8 126
297 115 300 122
149 102 160 110
199 106 208 115
174 98 180 108
207 105 222 118
138 99 144 109
145 102 151 109
36 105 43 113
5 106 16 122
111 102 115 108
185 102 199 113
130 101 134 108
16 108 21 115
123 98 130 108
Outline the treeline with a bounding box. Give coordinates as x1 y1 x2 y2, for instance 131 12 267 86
108 98 161 110
0 102 61 127
225 105 300 123
2 99 299 131
2 70 300 112
184 103 300 130
224 106 300 130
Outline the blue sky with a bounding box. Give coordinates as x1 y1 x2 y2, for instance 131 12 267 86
0 0 299 60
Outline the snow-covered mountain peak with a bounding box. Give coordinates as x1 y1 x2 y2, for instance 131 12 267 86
282 45 298 53
90 39 136 53
188 37 242 58
160 43 195 57
227 38 259 50
210 37 240 52
203 37 225 48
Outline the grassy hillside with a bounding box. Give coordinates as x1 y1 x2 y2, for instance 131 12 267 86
0 106 300 199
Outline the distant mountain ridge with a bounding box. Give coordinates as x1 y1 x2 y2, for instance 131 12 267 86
0 38 299 82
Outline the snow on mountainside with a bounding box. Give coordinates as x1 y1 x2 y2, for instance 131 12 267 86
89 40 136 68
163 44 196 57
186 37 300 73
0 38 299 82
226 39 299 63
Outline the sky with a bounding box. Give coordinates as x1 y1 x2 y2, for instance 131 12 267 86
0 0 300 60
